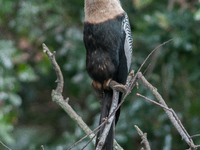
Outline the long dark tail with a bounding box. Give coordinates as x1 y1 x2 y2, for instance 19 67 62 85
95 90 122 150
95 90 114 150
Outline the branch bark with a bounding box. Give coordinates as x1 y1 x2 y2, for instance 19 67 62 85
135 125 151 150
42 43 123 150
43 42 200 150
43 43 95 144
136 72 198 150
0 141 11 150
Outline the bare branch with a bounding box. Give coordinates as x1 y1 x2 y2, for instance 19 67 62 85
68 119 122 150
41 145 45 150
137 93 172 111
137 72 197 150
191 134 200 138
135 125 151 150
43 40 200 150
81 134 96 150
42 43 63 93
137 39 173 76
42 44 122 150
0 141 12 150
125 39 173 97
43 43 95 146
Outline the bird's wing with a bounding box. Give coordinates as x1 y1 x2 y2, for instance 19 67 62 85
122 13 133 72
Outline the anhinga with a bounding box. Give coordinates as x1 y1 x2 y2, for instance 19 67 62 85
83 0 133 149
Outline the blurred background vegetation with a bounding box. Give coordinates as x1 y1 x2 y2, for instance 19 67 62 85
0 0 200 149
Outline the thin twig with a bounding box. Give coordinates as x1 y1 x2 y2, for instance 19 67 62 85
137 39 173 74
43 43 63 93
0 141 12 150
43 44 95 146
143 63 151 75
126 39 173 97
135 125 151 150
137 92 196 148
67 127 97 150
137 93 173 111
41 145 45 150
81 134 96 150
66 108 122 150
137 72 197 150
191 134 200 138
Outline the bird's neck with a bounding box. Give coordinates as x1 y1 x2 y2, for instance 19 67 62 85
84 0 124 24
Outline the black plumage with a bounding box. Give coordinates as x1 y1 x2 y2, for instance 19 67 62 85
84 15 128 85
84 1 132 149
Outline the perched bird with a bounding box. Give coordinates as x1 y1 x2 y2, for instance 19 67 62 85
83 0 133 149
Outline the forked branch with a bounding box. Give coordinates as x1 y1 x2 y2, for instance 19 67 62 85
42 43 123 150
136 72 198 150
43 41 200 150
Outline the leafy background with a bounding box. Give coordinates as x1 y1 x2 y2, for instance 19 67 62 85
0 0 200 149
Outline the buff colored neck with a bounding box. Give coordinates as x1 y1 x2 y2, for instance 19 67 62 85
84 0 124 24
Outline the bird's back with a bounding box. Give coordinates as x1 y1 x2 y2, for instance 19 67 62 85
84 14 126 83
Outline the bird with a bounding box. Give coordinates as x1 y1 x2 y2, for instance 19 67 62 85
83 0 133 149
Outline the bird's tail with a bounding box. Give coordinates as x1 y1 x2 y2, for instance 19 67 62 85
95 90 114 150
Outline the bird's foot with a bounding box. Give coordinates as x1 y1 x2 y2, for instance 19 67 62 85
91 80 102 90
103 79 112 90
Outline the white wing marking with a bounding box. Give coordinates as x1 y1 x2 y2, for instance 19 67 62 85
122 13 133 72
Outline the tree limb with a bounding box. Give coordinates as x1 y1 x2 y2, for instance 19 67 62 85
0 141 11 150
137 72 198 150
42 40 172 149
43 41 200 150
135 125 151 150
42 43 122 150
43 44 63 93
